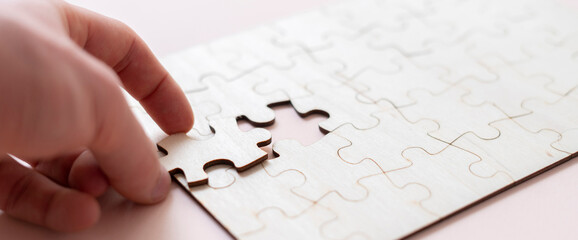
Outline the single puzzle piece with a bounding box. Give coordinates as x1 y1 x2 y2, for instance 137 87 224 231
290 82 390 132
321 0 410 31
422 0 516 41
398 86 507 143
452 118 568 180
157 117 271 186
513 33 578 95
516 88 578 133
209 26 299 71
190 165 311 236
240 205 336 240
517 0 578 38
552 129 578 155
387 146 513 216
161 45 239 93
310 34 400 79
264 133 383 201
460 64 559 117
319 173 436 240
467 22 560 64
188 74 287 128
350 54 449 107
253 53 346 100
367 17 453 56
410 41 498 83
270 10 360 50
333 107 448 172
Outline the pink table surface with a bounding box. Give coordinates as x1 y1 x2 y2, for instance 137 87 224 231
2 0 578 239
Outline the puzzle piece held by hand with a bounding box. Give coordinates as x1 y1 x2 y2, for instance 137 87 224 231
157 117 272 186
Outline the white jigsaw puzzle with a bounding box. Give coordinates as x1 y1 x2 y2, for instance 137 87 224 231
127 0 578 239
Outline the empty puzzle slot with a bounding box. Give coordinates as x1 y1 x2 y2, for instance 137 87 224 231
237 103 328 158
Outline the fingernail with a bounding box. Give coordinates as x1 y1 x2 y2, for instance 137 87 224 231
151 166 171 202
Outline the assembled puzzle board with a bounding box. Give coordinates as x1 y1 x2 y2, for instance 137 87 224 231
129 0 578 238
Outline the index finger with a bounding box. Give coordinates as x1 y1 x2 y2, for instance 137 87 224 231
60 2 194 134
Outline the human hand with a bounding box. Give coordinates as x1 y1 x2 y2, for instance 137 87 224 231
0 0 193 231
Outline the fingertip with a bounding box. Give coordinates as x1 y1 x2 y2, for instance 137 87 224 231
140 75 194 134
162 108 194 135
45 190 100 232
166 83 194 134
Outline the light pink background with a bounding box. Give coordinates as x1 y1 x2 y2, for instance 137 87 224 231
1 0 577 239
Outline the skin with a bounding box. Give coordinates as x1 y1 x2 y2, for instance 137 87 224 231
0 0 194 232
